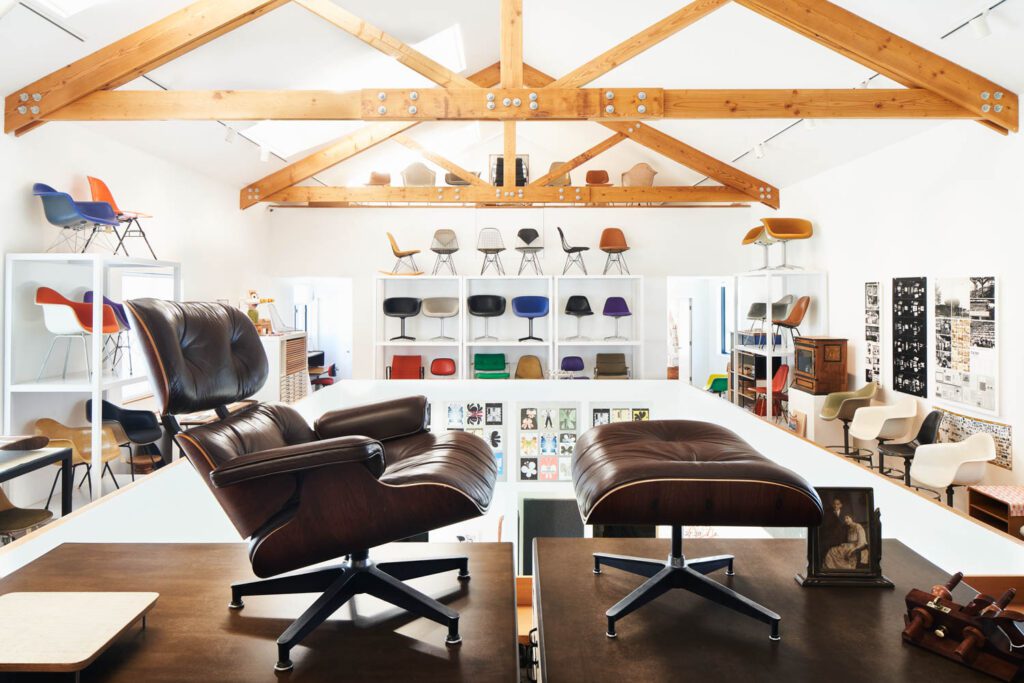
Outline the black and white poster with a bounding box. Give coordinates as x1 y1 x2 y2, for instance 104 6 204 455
864 282 881 384
934 276 997 413
892 277 927 397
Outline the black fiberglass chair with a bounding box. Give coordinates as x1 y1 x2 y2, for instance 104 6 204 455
383 297 422 341
85 399 164 478
468 294 506 341
124 299 497 671
564 295 593 341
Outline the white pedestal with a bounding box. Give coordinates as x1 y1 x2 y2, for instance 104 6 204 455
787 388 845 448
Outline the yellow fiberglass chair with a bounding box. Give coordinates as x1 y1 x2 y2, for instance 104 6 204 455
761 218 813 269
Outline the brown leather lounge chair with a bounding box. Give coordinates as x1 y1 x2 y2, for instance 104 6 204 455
572 421 823 640
124 299 497 672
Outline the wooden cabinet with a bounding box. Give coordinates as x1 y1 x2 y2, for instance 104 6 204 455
252 332 310 404
968 486 1024 539
793 336 847 395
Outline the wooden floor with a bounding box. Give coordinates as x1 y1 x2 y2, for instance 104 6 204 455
0 542 519 682
534 537 991 683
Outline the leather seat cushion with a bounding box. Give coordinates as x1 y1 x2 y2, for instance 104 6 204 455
380 431 497 511
572 420 823 527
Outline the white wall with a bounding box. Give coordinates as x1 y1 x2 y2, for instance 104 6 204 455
265 206 757 379
779 121 1024 489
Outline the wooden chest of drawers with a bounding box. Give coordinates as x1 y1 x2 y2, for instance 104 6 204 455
793 336 848 395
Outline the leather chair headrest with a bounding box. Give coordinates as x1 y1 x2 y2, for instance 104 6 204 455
124 299 269 415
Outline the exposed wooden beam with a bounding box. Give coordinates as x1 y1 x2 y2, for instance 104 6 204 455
547 0 727 89
501 0 523 88
293 0 476 88
4 0 290 135
269 185 751 205
393 133 488 186
241 63 501 209
528 133 626 187
503 121 517 189
734 0 1018 132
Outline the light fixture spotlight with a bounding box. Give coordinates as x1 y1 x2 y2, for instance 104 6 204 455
754 143 765 159
259 144 270 163
972 9 991 38
224 126 237 143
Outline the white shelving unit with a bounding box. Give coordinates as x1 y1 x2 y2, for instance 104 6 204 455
464 276 554 378
3 254 182 505
555 275 644 379
373 276 464 379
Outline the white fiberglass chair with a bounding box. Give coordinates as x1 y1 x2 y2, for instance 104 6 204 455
910 433 996 506
35 287 119 381
849 396 916 479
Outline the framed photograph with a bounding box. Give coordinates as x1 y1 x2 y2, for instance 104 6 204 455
631 408 650 422
796 487 893 588
611 408 632 423
785 410 806 437
540 433 558 455
485 403 503 425
466 402 484 426
520 408 538 431
592 409 611 426
558 408 577 431
446 404 464 430
539 408 557 430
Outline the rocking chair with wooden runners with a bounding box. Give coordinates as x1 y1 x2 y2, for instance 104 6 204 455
384 232 423 276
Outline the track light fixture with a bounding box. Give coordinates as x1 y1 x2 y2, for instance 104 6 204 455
224 126 237 143
259 144 270 163
754 143 765 159
972 9 991 38
804 118 816 130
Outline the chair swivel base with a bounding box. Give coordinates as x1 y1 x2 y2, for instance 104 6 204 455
825 444 873 463
228 549 469 672
593 533 780 641
519 336 543 342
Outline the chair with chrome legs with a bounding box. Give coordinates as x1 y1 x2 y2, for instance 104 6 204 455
564 296 593 341
820 383 877 464
124 298 497 671
386 232 421 274
512 296 549 342
422 297 459 341
599 228 630 275
557 227 589 275
850 396 917 478
572 421 822 640
382 297 422 341
84 291 133 375
477 228 506 275
877 410 942 490
430 229 459 275
602 297 632 341
742 225 772 270
35 287 119 381
761 218 813 269
772 295 810 350
468 295 506 341
33 183 122 253
910 433 996 507
515 228 544 275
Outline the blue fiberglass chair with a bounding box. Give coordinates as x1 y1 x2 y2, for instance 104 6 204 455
33 183 122 254
512 296 549 342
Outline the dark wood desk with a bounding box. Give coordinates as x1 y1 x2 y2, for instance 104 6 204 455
0 447 72 516
0 542 518 682
534 537 989 682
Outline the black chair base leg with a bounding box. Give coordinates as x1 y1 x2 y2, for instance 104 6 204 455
235 551 468 672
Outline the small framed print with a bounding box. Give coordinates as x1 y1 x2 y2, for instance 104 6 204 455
796 487 893 588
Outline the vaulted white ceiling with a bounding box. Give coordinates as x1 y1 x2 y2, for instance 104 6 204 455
1 0 1021 193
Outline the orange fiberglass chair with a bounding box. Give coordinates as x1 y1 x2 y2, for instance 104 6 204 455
761 218 812 269
599 228 630 275
35 287 119 381
87 176 157 259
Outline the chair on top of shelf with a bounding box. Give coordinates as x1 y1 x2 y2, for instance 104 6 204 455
494 158 527 186
599 228 630 275
85 399 163 481
382 297 421 341
474 353 510 379
0 488 52 544
35 287 119 381
761 218 813 270
512 296 549 342
753 364 789 420
544 162 571 187
594 353 629 380
430 358 457 377
850 396 917 479
33 183 121 254
430 229 460 275
621 163 657 188
33 418 122 510
878 410 942 489
366 171 391 186
515 355 544 379
910 433 996 507
468 295 506 341
83 291 132 375
742 225 772 270
422 297 459 341
386 355 424 379
311 364 337 391
444 171 480 186
771 295 795 321
515 229 544 275
477 228 506 275
585 170 612 187
564 295 593 341
87 176 157 259
705 374 729 396
401 162 436 187
557 227 589 275
772 295 810 349
386 232 421 274
819 383 877 463
602 297 632 341
560 356 586 379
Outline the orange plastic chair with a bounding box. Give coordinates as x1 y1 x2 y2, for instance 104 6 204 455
754 364 790 419
599 228 630 274
87 176 157 258
772 295 811 349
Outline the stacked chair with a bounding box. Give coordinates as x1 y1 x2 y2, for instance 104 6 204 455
34 183 121 254
124 298 497 671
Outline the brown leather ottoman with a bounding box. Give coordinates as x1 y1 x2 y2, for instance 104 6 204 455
572 420 823 639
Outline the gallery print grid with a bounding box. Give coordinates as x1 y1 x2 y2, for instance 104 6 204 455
864 282 881 385
933 276 997 414
892 277 928 398
937 408 1012 471
445 401 507 481
517 403 580 482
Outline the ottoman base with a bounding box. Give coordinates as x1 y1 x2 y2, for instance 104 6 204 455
593 526 781 641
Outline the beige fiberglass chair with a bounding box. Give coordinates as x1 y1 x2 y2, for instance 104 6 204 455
761 218 813 269
742 225 773 270
849 396 916 479
910 434 997 506
819 384 877 463
33 418 122 508
621 162 657 187
401 162 436 187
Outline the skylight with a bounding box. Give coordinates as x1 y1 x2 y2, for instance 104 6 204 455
30 0 111 19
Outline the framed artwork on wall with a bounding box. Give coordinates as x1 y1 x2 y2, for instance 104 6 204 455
933 276 997 414
446 401 506 480
864 281 881 385
892 277 928 397
937 408 1012 471
518 402 579 482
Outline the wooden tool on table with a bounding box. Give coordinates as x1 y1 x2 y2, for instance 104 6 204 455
903 571 1024 681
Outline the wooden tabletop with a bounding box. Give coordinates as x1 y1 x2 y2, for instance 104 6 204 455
534 537 990 683
0 542 518 682
0 592 158 672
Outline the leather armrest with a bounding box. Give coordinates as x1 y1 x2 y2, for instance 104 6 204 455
314 396 428 442
209 435 384 488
